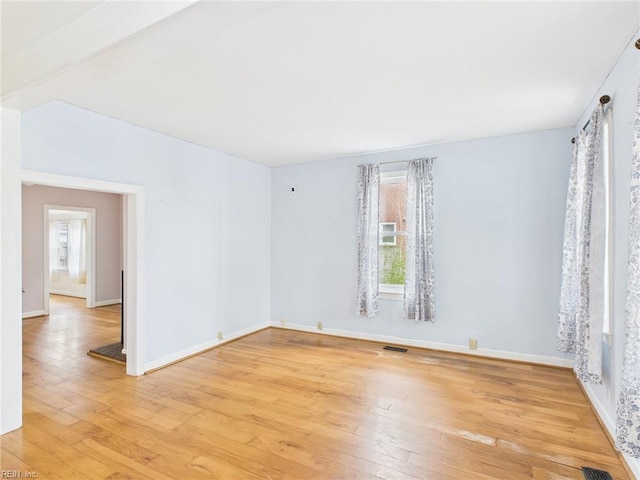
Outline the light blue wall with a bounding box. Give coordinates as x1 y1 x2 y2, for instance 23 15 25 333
575 31 640 476
271 127 574 360
21 101 272 363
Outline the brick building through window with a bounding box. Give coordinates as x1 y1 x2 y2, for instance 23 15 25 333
379 178 407 286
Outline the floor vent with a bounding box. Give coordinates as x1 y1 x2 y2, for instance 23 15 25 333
383 345 408 352
582 467 613 480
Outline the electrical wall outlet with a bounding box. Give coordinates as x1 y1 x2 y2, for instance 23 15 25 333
280 317 286 326
217 331 224 341
317 321 323 331
469 338 478 350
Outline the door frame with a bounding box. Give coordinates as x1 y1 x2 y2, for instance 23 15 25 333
43 205 96 311
22 170 146 376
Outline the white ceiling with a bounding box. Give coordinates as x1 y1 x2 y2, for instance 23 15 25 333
2 1 639 167
0 0 101 58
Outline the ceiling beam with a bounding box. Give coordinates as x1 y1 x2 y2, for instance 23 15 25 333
1 0 198 110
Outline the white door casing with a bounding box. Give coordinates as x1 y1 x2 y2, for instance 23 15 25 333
21 170 145 377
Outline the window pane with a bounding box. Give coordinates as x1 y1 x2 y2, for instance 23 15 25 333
379 179 407 286
380 222 397 246
379 244 406 285
380 182 407 228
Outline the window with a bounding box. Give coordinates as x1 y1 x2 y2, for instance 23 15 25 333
55 221 69 270
602 107 613 342
379 170 407 295
380 222 397 246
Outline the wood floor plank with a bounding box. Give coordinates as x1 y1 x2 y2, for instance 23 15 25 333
0 448 46 479
0 295 630 479
2 431 93 479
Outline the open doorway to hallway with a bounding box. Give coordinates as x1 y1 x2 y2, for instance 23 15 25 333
22 184 125 364
20 169 146 377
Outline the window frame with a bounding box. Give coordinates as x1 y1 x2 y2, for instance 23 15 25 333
379 168 407 299
380 222 397 246
602 107 613 346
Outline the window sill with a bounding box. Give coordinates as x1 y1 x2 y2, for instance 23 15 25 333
380 292 403 301
379 284 404 301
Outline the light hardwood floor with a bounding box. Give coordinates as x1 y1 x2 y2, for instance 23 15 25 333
1 296 629 479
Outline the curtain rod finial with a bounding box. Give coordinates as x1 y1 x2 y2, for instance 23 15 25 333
600 95 611 105
636 38 640 49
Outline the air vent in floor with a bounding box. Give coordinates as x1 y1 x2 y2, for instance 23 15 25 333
582 466 613 480
383 345 408 352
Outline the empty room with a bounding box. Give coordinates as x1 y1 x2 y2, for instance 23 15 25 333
2 1 640 479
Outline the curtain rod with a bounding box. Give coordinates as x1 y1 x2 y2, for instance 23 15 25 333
570 95 610 144
379 157 437 166
568 34 637 145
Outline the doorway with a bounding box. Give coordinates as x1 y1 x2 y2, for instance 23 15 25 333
44 205 96 313
21 169 146 376
42 203 126 364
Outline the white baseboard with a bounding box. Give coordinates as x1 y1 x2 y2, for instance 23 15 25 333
95 299 122 307
582 383 640 479
269 322 575 368
50 289 86 299
144 322 270 373
22 310 46 319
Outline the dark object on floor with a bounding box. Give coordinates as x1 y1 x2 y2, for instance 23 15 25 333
88 342 126 365
582 466 613 480
383 345 408 352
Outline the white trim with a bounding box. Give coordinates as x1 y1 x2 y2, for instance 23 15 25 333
21 169 145 377
582 383 640 479
380 169 407 183
49 289 86 299
379 292 403 301
121 199 127 355
379 282 404 301
124 191 145 376
22 310 46 319
144 322 270 372
95 299 122 307
22 170 143 195
603 108 613 337
269 322 575 368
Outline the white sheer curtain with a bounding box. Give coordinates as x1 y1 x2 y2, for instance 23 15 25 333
617 75 640 457
557 139 581 352
49 221 59 276
356 164 380 317
68 218 87 284
557 104 606 384
404 158 435 322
